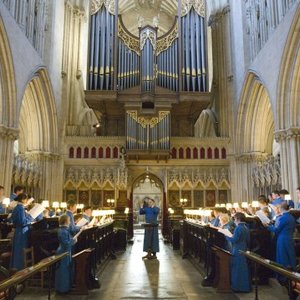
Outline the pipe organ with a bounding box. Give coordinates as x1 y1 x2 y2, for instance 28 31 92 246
88 0 207 93
126 111 170 151
88 4 115 90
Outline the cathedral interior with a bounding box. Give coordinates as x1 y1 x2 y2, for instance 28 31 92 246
0 0 300 299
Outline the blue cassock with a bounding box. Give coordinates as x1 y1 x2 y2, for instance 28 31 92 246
226 222 251 292
210 216 220 227
222 221 235 252
66 210 80 236
55 226 75 293
10 203 33 270
82 214 90 222
0 203 5 214
140 206 160 253
268 211 296 268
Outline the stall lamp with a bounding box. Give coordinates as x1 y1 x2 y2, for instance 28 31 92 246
252 201 259 208
42 200 49 208
2 198 10 207
220 203 226 208
226 203 233 209
52 201 59 208
241 202 248 208
233 203 239 208
60 202 67 208
215 204 220 207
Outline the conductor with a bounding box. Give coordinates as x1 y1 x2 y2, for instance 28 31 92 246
139 198 160 259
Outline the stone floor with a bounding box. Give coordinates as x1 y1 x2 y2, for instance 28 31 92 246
16 230 290 300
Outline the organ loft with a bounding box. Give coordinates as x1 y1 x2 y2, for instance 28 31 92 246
0 0 300 299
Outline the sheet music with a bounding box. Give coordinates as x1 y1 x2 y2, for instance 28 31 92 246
76 218 88 227
8 200 18 210
256 209 270 224
26 198 34 206
88 217 96 227
218 228 233 238
28 203 44 219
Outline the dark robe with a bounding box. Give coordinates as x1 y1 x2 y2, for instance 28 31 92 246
10 203 33 270
55 226 75 293
226 222 251 292
140 206 160 253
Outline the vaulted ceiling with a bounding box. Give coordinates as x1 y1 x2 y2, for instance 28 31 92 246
119 0 178 37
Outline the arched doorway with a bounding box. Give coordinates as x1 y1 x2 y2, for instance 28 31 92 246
131 173 165 235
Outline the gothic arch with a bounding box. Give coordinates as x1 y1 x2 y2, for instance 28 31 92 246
236 73 274 155
0 17 16 127
277 5 300 130
18 69 58 154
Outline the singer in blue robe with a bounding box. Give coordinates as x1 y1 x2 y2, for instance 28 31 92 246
267 206 296 269
225 212 251 293
66 200 80 235
139 198 159 259
55 215 76 294
10 194 33 270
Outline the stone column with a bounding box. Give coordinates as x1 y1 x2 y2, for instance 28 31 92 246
25 151 63 202
230 153 267 202
275 128 300 200
0 125 19 193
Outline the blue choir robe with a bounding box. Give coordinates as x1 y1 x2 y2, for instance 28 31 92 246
286 199 295 209
268 211 296 268
66 210 80 236
222 222 235 252
210 216 220 227
55 226 75 293
10 203 33 270
140 206 160 253
226 222 251 292
82 214 90 222
0 203 5 214
10 193 17 201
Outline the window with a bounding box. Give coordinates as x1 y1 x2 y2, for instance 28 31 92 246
186 147 191 159
214 148 219 159
98 147 103 158
179 148 184 159
69 147 74 158
193 147 198 159
106 147 111 158
84 147 89 158
76 147 82 158
221 148 227 159
113 147 118 158
207 147 212 159
200 147 205 159
171 147 177 159
91 147 96 158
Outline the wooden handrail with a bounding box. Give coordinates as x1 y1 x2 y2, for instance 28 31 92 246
0 252 68 300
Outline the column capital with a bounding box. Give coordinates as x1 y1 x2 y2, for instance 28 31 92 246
235 152 268 163
275 127 300 141
0 125 19 140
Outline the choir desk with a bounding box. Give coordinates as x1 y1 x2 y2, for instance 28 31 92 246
0 253 68 300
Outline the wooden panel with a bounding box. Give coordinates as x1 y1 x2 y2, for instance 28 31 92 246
182 190 192 207
118 190 128 207
91 190 102 207
168 190 180 207
206 190 216 207
194 190 204 208
103 190 115 207
218 190 228 204
79 190 89 206
66 190 77 202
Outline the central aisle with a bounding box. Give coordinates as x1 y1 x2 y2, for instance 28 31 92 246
93 229 237 300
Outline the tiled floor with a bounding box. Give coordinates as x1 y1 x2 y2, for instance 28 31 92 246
16 230 289 300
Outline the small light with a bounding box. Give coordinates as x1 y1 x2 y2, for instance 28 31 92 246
252 201 259 208
233 203 239 208
3 198 10 206
220 203 226 207
52 202 59 208
284 194 292 201
215 204 220 207
241 202 248 208
42 200 49 208
226 203 232 209
60 202 67 208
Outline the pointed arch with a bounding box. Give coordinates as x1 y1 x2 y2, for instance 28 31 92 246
277 5 300 129
19 69 58 153
0 17 16 127
236 73 274 155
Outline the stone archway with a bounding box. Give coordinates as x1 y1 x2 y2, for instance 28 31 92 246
0 17 17 192
233 73 275 201
276 5 300 197
15 68 61 201
132 173 163 225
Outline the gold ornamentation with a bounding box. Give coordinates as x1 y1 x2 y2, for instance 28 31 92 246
91 0 115 15
181 0 206 18
118 22 140 55
156 23 178 55
127 111 169 128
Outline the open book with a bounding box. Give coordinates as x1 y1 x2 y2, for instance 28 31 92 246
256 209 270 224
76 218 89 227
218 228 233 238
28 203 44 220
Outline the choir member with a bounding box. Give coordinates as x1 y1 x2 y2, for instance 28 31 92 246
225 212 251 292
139 198 159 259
210 208 223 227
10 193 34 270
219 213 235 252
258 195 273 219
267 202 296 283
66 200 80 235
55 214 77 294
280 189 295 208
10 185 25 201
82 206 92 222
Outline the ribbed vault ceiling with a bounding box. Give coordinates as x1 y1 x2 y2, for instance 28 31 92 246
119 0 178 37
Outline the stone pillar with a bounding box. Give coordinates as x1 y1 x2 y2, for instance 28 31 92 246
25 151 63 202
230 153 267 202
0 125 19 193
275 128 300 200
